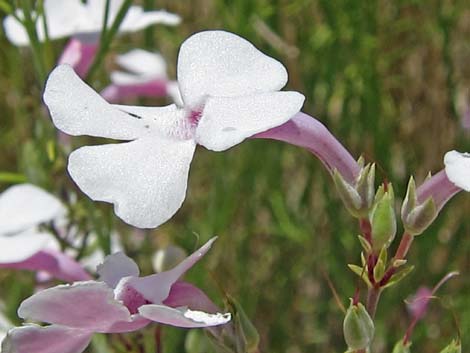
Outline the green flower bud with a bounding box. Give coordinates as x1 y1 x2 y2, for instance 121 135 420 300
334 162 376 218
226 295 260 353
392 340 411 353
370 184 396 252
401 176 437 236
343 300 375 351
439 340 461 353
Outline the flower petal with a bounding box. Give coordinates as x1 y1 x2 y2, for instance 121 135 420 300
44 65 150 140
115 49 167 78
3 12 30 46
0 184 65 235
97 252 140 288
0 231 56 263
68 137 196 228
163 281 219 313
139 305 231 328
43 0 86 40
0 245 91 282
177 30 289 107
129 238 217 303
120 7 181 32
18 281 131 332
2 325 92 353
444 150 470 191
105 315 150 333
196 92 305 151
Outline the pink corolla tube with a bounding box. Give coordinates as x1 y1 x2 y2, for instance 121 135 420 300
2 238 230 353
0 184 90 282
255 112 361 184
58 38 98 78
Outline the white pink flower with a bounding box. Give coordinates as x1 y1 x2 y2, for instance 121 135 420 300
44 30 305 228
2 238 230 353
0 184 90 281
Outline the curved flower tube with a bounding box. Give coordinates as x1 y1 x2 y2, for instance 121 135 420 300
416 150 469 211
254 112 360 184
2 238 230 353
44 30 305 228
0 184 90 281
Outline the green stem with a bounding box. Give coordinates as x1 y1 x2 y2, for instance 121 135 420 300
19 0 47 85
85 0 132 81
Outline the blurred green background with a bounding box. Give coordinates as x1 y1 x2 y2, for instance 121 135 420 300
0 0 469 352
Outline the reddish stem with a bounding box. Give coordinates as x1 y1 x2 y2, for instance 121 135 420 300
359 218 373 245
394 232 414 260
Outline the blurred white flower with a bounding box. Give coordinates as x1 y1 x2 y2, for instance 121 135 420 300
101 49 182 105
0 184 90 281
3 0 180 46
3 0 180 77
44 30 305 228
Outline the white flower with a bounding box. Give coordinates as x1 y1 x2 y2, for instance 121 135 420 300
111 49 169 86
3 0 180 46
0 184 65 263
0 184 91 281
444 150 470 191
101 49 182 105
44 30 305 229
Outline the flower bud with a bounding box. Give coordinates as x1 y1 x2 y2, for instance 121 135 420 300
370 184 396 252
334 162 375 218
226 295 260 353
392 340 411 353
343 300 375 351
439 340 461 353
401 176 437 236
152 245 187 273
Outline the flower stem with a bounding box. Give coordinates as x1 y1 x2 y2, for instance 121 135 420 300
86 0 132 81
19 0 47 86
366 286 382 318
394 232 414 260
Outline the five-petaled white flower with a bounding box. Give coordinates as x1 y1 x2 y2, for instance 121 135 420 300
44 30 305 228
3 0 180 46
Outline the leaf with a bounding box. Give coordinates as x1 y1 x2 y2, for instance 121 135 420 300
373 258 385 282
357 234 372 253
0 172 27 183
348 264 372 287
382 266 415 289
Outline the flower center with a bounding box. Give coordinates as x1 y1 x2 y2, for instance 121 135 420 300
114 277 150 314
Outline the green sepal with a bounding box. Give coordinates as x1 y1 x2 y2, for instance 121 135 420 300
438 339 461 353
370 183 396 252
382 265 415 289
348 264 372 288
343 300 375 351
392 340 411 353
358 235 372 253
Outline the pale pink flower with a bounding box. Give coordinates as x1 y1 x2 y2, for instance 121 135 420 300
0 184 90 281
2 238 230 353
44 30 305 228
